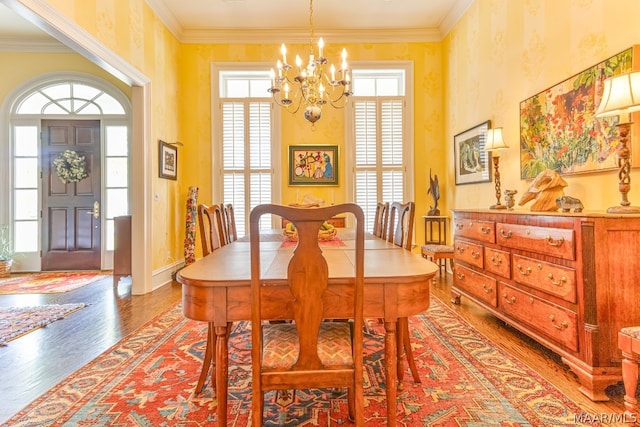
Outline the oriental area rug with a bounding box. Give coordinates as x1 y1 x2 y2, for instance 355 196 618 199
0 303 87 346
0 271 109 294
4 297 603 426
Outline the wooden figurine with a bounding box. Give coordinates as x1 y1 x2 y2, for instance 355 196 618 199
518 169 567 212
504 189 518 210
427 168 440 216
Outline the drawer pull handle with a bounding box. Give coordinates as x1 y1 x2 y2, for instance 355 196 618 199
482 283 493 293
456 245 465 254
499 229 512 238
471 250 480 259
456 271 465 280
546 236 565 247
547 273 567 286
480 226 492 234
516 264 532 276
456 223 463 230
490 254 502 266
502 293 516 304
549 314 568 331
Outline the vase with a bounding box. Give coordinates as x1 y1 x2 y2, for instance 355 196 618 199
0 259 13 278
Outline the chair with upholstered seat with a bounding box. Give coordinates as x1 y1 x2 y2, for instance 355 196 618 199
387 201 421 384
421 244 454 277
250 203 365 426
373 201 390 239
619 326 640 421
194 203 231 394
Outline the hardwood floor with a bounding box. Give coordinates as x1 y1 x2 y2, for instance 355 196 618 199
0 271 634 425
0 276 182 423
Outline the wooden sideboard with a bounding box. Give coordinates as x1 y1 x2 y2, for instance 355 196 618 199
451 209 640 401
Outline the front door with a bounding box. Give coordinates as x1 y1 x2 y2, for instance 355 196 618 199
41 120 101 270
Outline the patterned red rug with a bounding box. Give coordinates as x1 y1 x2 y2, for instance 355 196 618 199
4 297 604 426
0 303 87 346
0 271 109 294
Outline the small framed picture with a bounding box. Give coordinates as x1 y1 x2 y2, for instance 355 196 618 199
454 121 492 185
288 145 338 186
159 140 177 180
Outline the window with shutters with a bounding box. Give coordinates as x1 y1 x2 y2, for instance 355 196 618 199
212 66 281 237
347 66 413 233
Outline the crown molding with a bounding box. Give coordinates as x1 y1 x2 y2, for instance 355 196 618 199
144 0 183 40
0 36 71 52
441 0 473 36
180 27 443 45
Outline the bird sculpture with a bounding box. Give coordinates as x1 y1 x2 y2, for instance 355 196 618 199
427 168 440 216
518 169 567 211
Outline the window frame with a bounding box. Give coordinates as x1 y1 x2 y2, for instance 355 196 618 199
345 61 415 228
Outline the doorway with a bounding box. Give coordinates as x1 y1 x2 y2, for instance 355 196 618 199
41 119 101 270
3 73 131 273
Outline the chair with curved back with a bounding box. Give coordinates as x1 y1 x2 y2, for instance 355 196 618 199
198 203 226 255
222 203 237 243
387 201 421 384
373 201 390 239
250 203 365 426
194 203 231 394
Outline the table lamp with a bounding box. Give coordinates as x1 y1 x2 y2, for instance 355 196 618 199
483 127 509 209
595 71 640 213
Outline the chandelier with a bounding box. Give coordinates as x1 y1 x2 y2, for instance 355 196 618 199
268 0 352 125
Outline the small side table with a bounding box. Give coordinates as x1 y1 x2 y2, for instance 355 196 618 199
422 215 448 245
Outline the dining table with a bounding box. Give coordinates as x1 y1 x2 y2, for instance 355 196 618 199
177 230 438 426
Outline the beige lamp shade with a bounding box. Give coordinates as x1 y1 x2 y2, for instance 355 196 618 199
595 71 640 123
484 128 509 152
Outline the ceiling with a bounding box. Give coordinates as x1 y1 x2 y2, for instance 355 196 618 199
0 0 472 48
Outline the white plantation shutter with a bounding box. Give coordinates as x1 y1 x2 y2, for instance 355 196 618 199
221 99 273 235
354 97 405 232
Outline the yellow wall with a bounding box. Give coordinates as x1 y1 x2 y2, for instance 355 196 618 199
444 0 640 213
43 0 182 270
0 52 130 102
179 42 444 256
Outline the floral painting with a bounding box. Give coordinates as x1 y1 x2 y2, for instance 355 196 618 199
288 145 338 186
519 47 633 180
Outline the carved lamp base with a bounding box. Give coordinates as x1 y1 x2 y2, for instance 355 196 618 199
489 204 507 210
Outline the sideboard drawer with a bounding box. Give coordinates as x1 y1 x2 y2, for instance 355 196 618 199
499 283 578 352
454 239 484 269
484 247 510 279
454 264 497 307
453 218 496 243
496 222 575 260
512 254 576 303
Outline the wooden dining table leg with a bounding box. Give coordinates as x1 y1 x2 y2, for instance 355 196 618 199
215 324 229 425
384 320 398 427
195 322 216 394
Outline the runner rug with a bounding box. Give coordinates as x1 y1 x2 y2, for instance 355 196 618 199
0 271 109 294
4 297 604 426
0 303 87 346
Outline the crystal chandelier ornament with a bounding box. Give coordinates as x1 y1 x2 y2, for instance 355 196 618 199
268 0 352 125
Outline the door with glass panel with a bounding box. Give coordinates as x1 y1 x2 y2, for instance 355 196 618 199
41 119 101 270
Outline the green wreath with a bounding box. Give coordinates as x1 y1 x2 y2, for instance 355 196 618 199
53 150 88 184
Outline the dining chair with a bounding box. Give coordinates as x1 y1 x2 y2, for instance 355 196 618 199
197 203 226 255
388 201 421 384
195 203 231 394
222 203 237 243
373 201 390 239
250 203 365 426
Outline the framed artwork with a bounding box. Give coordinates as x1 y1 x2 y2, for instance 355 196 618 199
519 46 639 180
159 140 177 180
454 120 492 185
288 145 338 186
